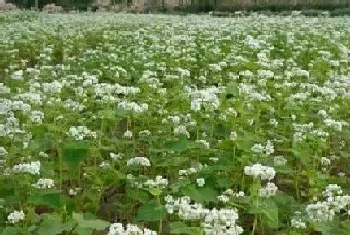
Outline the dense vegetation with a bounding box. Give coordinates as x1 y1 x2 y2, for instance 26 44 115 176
1 11 350 235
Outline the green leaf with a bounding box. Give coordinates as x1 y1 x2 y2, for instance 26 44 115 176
72 213 110 231
249 198 279 229
28 190 62 209
146 188 162 197
29 133 55 152
170 221 203 235
62 141 89 169
313 221 344 235
75 227 94 235
45 124 64 133
37 216 75 235
164 138 188 152
181 185 218 203
1 227 23 235
135 201 167 222
216 177 233 188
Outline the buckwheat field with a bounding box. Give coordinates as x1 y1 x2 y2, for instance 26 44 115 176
1 11 350 235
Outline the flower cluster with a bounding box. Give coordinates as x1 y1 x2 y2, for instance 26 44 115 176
165 196 243 235
12 161 41 175
67 126 97 140
7 210 25 223
244 163 276 181
108 223 157 235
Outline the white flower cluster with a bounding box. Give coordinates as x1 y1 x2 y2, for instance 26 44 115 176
32 178 54 189
291 218 306 229
274 156 287 166
29 110 45 124
126 157 151 167
196 178 205 187
144 175 168 188
173 125 190 139
0 83 11 94
110 152 123 160
251 140 274 155
123 130 133 139
12 161 40 175
108 222 157 235
64 99 85 111
164 196 243 235
11 70 24 80
118 101 148 113
67 126 97 140
322 184 343 198
259 182 278 197
244 163 276 181
7 210 25 223
290 211 306 229
0 147 8 156
179 163 204 178
195 139 210 149
218 189 245 203
42 80 63 94
190 86 220 112
306 184 350 222
323 118 348 131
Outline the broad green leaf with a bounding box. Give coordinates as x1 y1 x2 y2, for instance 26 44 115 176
181 185 218 203
28 190 62 209
248 198 279 229
135 201 167 222
313 221 344 235
1 227 23 235
170 221 203 235
62 141 89 169
75 227 94 235
216 177 233 188
164 138 188 152
29 133 55 152
37 217 75 235
72 213 110 230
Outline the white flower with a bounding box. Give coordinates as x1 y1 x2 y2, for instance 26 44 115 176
259 182 278 197
32 178 54 189
251 143 264 153
218 195 230 203
244 163 276 181
12 161 40 175
69 188 80 196
39 152 49 158
29 111 44 124
291 218 306 229
274 156 287 166
110 152 123 160
229 131 237 140
123 130 133 139
11 70 23 80
269 118 278 127
196 178 205 187
196 140 209 149
108 222 157 235
0 83 10 94
7 210 25 223
174 125 190 138
0 147 8 156
127 157 151 167
321 157 331 166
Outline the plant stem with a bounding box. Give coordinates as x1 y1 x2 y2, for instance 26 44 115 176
251 215 258 235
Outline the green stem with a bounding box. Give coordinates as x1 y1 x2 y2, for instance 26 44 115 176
251 215 258 235
157 195 163 234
